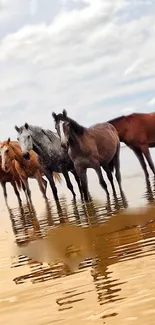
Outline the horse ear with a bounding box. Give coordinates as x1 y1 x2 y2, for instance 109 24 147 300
15 125 19 132
63 109 67 118
52 112 57 121
7 137 10 144
25 123 29 130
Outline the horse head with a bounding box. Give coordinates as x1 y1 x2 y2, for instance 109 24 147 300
0 138 13 172
15 123 32 160
52 110 70 149
52 109 68 122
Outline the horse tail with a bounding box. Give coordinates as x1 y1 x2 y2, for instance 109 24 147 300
53 172 62 184
109 141 121 173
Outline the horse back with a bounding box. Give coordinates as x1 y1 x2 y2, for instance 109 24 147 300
124 113 155 144
89 122 119 146
87 122 119 162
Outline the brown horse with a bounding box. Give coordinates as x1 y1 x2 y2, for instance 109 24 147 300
52 110 123 201
108 112 155 179
0 156 24 204
0 139 61 200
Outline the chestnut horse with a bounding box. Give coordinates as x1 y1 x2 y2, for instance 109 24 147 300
108 112 155 179
52 110 123 201
0 139 61 200
0 156 24 204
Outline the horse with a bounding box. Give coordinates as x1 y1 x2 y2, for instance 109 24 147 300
0 139 61 201
0 156 24 204
108 112 155 179
52 109 123 201
14 124 83 201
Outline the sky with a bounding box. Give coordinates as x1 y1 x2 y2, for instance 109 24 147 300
0 0 155 140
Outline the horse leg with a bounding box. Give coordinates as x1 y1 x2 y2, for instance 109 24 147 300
70 169 83 197
11 180 22 204
62 170 76 198
131 147 149 179
44 170 59 201
102 164 117 196
42 178 47 192
140 145 155 175
22 182 26 191
34 171 47 198
94 165 109 197
75 166 89 201
21 178 31 200
21 180 29 201
111 145 123 193
1 182 7 201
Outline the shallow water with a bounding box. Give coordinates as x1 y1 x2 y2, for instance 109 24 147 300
1 146 155 324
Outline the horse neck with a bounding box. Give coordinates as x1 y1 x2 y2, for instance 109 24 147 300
68 126 86 152
108 116 126 141
31 140 42 156
68 118 85 136
9 143 25 164
30 127 60 157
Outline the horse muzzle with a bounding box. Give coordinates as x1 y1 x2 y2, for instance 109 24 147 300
23 152 30 160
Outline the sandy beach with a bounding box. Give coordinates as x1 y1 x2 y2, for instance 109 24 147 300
1 145 155 325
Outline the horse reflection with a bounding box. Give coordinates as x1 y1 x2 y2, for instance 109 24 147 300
71 199 81 223
10 194 155 298
111 190 128 214
42 196 72 227
144 178 155 203
6 200 42 245
79 191 128 226
43 199 54 227
91 260 126 306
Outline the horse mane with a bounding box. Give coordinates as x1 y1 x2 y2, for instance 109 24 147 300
42 129 59 141
69 118 85 136
20 124 58 143
27 125 57 138
7 141 27 165
24 125 61 154
56 113 85 136
0 140 28 168
2 140 21 152
108 113 142 124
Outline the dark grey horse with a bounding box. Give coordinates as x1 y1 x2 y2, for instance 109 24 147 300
15 123 82 201
52 110 123 201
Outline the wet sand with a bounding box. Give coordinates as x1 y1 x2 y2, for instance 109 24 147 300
1 146 155 324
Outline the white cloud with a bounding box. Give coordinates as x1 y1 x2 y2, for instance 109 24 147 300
0 0 155 139
124 58 144 76
148 97 155 106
